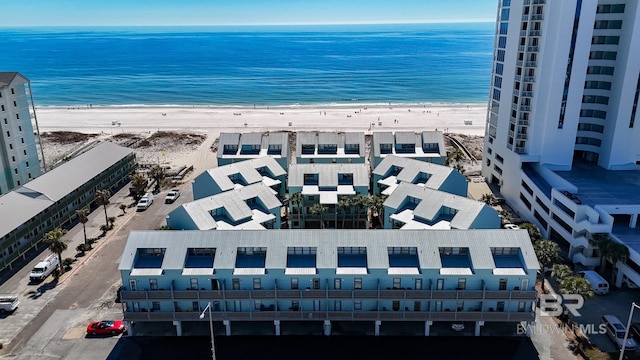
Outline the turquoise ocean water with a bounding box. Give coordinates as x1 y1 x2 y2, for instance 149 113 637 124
0 23 494 107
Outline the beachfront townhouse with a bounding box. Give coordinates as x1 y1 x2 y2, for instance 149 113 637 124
118 229 538 337
192 157 286 200
370 131 446 168
383 183 500 230
166 182 282 230
217 132 290 169
0 72 44 195
295 131 366 164
483 0 640 286
372 155 468 197
0 142 135 273
287 163 369 229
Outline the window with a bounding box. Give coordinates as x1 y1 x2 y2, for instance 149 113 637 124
498 36 507 49
1 105 4 111
499 278 507 290
589 51 617 60
253 278 261 290
582 95 609 105
15 113 18 120
313 278 320 289
354 278 362 289
500 8 509 21
26 161 29 168
496 50 505 62
592 36 619 45
291 278 299 290
190 278 198 290
232 278 240 290
13 101 17 107
499 22 508 35
393 278 401 289
334 278 341 289
254 300 262 310
415 278 422 290
596 4 625 13
152 301 160 311
149 278 158 290
457 278 466 290
354 300 362 310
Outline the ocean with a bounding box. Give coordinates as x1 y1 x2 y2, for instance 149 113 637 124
0 23 494 107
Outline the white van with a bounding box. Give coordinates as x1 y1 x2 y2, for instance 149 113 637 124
602 315 637 351
579 270 609 295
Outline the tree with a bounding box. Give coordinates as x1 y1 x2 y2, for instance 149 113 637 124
368 195 386 229
289 192 304 228
446 148 464 165
131 173 147 201
309 203 327 229
559 276 594 299
95 189 111 229
520 222 543 242
45 228 67 275
351 194 367 229
108 216 116 230
454 163 466 175
119 203 127 215
533 239 561 292
75 207 90 249
149 165 166 193
498 210 512 225
337 196 351 229
589 233 621 275
605 242 630 286
480 193 496 206
551 264 573 282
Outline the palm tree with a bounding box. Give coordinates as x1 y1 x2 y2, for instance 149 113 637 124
337 196 351 229
454 163 466 175
498 210 512 226
95 189 111 229
605 242 630 285
75 208 90 250
559 276 595 299
289 192 304 228
368 195 386 229
131 173 147 201
119 203 127 215
45 228 67 275
520 222 543 242
351 194 367 229
480 193 496 206
533 239 561 292
589 233 613 274
551 264 573 282
309 203 327 229
150 165 166 193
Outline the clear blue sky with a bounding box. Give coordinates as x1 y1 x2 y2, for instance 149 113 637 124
1 0 497 27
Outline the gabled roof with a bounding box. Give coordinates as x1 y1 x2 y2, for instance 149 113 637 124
0 142 134 238
217 132 290 159
0 72 25 87
119 229 539 272
373 155 456 191
288 163 369 188
384 183 492 229
170 183 282 230
198 157 286 193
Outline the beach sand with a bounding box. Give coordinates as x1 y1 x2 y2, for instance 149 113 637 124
36 103 487 175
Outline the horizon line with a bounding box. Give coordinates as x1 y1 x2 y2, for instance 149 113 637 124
0 20 495 28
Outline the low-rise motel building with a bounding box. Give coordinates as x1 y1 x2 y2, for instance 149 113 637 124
0 142 135 272
296 131 366 164
216 132 290 169
118 229 538 337
370 131 447 168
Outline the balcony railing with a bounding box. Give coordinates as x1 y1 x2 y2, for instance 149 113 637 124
124 309 535 323
122 288 537 302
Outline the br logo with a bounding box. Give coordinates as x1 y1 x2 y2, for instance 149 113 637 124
539 294 584 317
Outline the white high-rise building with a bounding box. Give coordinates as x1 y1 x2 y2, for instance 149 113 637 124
482 0 640 285
0 72 44 195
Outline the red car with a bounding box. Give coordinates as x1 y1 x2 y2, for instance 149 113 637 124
86 320 126 336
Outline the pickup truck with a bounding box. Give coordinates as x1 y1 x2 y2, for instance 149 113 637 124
29 254 59 282
136 193 154 211
165 189 180 203
0 294 19 314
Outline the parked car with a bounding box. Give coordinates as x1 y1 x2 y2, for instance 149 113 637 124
165 189 181 203
136 193 154 211
504 224 520 230
87 320 126 336
451 322 465 332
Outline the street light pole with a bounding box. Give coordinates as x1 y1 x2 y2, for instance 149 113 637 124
619 302 640 360
199 301 216 360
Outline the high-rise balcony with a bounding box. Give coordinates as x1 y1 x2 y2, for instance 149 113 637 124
528 31 541 37
526 46 539 53
531 14 544 21
523 76 536 82
525 61 537 67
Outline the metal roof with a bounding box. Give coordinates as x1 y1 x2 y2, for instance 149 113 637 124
371 132 394 157
373 155 456 190
240 132 262 146
345 132 365 156
0 72 25 87
288 163 369 188
119 229 539 272
295 132 317 154
384 183 490 229
218 132 290 159
200 157 286 192
0 142 134 238
395 131 418 145
421 131 447 156
169 183 282 229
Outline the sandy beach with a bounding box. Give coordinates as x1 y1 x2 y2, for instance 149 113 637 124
35 103 487 137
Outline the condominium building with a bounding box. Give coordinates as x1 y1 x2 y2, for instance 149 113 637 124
0 142 135 272
217 132 290 169
192 157 286 200
119 229 538 337
370 131 446 168
0 72 44 195
482 0 640 285
296 131 366 164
